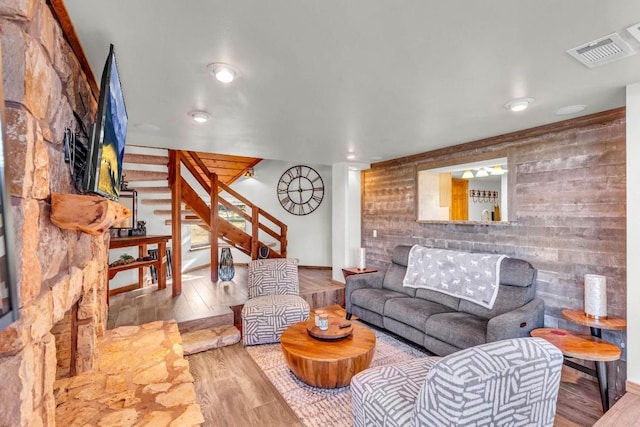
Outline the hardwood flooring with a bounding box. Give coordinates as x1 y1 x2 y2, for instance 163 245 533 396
107 265 342 330
109 265 607 426
189 341 606 427
188 343 302 427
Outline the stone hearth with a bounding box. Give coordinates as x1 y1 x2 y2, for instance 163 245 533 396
54 320 204 426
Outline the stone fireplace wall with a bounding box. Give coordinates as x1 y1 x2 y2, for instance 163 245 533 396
0 1 108 426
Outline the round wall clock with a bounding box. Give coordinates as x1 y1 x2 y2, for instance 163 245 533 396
277 165 324 215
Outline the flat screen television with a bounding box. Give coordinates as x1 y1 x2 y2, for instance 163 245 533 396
83 44 128 200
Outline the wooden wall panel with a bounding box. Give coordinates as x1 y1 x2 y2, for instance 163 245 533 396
361 108 627 398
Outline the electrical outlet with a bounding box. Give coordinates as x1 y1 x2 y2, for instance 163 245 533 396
373 230 377 238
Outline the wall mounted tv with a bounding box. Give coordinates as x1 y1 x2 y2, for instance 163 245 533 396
83 44 128 201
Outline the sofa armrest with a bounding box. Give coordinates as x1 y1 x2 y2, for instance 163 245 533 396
486 298 545 342
345 271 385 316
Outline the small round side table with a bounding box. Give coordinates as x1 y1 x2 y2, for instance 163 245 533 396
531 327 621 412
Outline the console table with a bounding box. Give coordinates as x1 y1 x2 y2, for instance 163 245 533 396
109 235 172 294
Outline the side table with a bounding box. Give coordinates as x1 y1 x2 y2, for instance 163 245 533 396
531 327 621 412
561 309 626 412
342 267 377 281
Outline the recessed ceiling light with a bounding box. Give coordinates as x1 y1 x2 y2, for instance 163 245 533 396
208 63 237 83
189 110 211 123
554 105 586 116
346 152 356 160
504 97 535 112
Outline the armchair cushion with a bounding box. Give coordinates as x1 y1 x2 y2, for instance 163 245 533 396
248 258 300 298
351 338 563 427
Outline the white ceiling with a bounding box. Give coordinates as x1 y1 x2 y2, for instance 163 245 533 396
64 1 640 166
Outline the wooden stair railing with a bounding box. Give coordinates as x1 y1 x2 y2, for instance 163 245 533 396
169 150 287 284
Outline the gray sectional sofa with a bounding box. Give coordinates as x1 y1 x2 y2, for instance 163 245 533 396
345 245 545 356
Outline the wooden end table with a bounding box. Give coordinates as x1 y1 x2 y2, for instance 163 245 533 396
280 312 376 388
341 267 377 280
562 308 626 411
531 327 621 412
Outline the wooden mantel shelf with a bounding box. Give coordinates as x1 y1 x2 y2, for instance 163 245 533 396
50 193 131 235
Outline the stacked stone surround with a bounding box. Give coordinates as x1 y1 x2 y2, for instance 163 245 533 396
0 0 108 425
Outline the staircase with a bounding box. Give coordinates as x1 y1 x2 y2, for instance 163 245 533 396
122 146 288 296
169 150 288 292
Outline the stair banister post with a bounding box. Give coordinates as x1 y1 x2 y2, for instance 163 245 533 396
281 224 287 258
251 208 259 259
169 150 182 297
210 171 219 282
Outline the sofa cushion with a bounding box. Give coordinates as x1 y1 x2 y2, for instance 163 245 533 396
382 264 416 297
391 245 412 266
459 283 535 320
424 312 488 348
351 288 408 315
415 288 460 310
500 257 536 287
385 297 454 331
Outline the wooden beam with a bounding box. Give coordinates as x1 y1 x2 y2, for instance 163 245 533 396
50 193 131 235
48 0 99 100
169 151 182 297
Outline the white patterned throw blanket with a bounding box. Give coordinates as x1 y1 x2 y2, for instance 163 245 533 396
402 245 507 309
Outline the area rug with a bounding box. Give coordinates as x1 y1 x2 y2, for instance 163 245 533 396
245 325 429 427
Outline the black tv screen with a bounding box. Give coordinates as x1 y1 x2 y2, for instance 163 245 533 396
83 44 128 200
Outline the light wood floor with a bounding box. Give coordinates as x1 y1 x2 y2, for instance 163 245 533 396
107 265 342 330
189 341 605 427
108 266 606 426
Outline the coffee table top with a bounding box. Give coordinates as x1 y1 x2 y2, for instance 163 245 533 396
531 328 621 362
281 319 376 361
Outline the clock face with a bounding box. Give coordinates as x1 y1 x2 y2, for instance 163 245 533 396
277 165 324 215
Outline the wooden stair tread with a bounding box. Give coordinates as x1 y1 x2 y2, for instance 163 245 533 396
135 186 171 193
124 153 169 165
123 170 168 182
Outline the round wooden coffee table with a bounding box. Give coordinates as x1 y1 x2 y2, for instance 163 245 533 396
280 318 376 388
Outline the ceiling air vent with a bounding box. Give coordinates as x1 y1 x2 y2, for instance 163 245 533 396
566 33 635 68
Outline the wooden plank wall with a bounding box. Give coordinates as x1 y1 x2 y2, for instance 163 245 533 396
362 108 627 399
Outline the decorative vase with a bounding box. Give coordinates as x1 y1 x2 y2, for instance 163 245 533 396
218 248 235 281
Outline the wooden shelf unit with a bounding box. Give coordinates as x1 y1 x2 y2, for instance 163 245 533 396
108 235 172 295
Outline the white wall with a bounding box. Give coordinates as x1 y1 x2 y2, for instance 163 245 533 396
232 159 332 266
627 82 640 385
331 163 366 282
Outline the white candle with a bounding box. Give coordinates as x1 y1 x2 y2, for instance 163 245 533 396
584 274 607 319
357 248 366 270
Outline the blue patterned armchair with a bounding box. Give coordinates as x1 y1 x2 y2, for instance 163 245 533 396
351 337 563 426
241 258 310 346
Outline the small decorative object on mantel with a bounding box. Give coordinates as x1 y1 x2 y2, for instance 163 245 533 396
584 274 607 319
50 193 131 235
130 220 147 237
